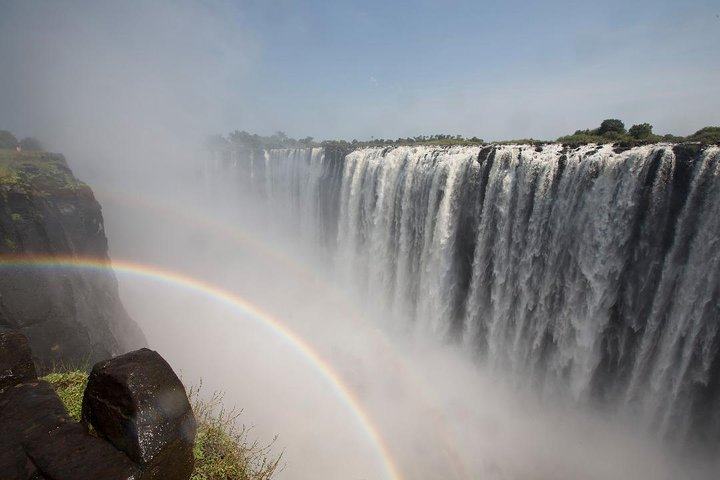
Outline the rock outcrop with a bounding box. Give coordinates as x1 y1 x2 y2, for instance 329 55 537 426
82 348 197 479
0 150 145 367
0 330 37 390
0 380 141 479
0 331 195 480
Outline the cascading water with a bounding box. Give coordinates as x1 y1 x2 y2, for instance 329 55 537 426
209 143 720 449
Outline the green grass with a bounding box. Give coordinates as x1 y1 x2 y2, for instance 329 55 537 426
189 384 282 480
42 371 282 480
0 149 87 193
43 370 88 421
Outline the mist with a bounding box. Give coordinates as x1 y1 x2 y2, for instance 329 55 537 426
105 172 715 479
1 1 719 479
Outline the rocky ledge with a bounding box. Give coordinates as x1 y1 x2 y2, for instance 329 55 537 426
0 330 195 480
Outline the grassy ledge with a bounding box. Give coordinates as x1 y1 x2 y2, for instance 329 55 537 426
42 370 88 421
42 371 282 480
0 149 88 194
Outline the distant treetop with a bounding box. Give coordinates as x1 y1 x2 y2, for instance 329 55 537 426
686 127 720 144
0 130 18 149
205 121 720 152
19 137 44 151
206 131 488 151
557 119 719 145
0 130 45 151
597 119 626 136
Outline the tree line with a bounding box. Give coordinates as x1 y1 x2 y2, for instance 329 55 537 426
205 130 487 150
208 121 719 151
556 120 720 145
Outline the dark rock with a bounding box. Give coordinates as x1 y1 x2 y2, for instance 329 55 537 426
613 141 636 154
0 438 40 480
82 348 196 480
0 336 195 479
0 151 146 368
673 143 703 166
477 145 495 164
0 330 37 391
0 380 140 480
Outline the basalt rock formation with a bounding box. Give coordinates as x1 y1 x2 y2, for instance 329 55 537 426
0 150 145 367
0 380 141 479
0 329 37 390
0 331 195 480
82 348 197 480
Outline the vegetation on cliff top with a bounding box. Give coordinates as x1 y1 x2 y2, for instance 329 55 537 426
44 371 282 480
0 149 87 193
555 119 689 146
189 384 282 480
208 121 720 151
0 130 45 151
0 130 84 193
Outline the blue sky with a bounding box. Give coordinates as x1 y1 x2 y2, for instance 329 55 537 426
0 0 718 146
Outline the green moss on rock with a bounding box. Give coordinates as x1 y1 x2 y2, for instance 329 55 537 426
0 149 88 194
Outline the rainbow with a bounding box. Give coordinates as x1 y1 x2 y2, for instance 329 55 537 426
82 187 469 477
0 254 402 480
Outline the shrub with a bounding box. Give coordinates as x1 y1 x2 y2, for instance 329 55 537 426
597 119 626 136
629 123 653 139
601 130 624 141
556 133 608 145
0 130 18 149
43 370 282 480
686 127 720 144
19 137 44 151
189 383 283 480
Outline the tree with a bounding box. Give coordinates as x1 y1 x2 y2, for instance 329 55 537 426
597 119 626 136
628 123 653 139
19 137 44 151
0 130 18 149
232 130 255 144
687 127 720 144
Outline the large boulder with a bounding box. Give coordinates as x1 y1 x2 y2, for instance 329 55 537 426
0 380 140 479
0 330 37 391
82 348 196 480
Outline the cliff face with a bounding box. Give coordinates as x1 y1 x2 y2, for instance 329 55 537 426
0 150 145 367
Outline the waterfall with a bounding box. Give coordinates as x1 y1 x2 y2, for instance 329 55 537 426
212 143 720 447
